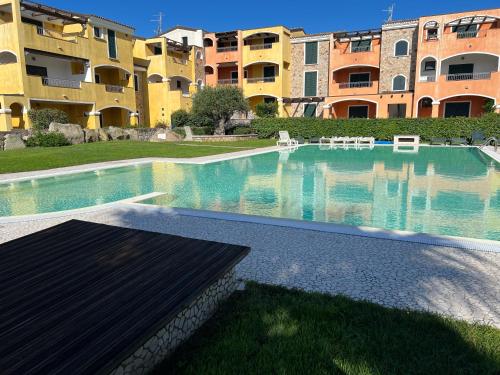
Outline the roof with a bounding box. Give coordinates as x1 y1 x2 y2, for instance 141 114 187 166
163 25 204 34
0 220 249 375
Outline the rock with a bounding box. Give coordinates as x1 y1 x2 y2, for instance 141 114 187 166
124 128 139 141
48 122 84 144
98 128 110 141
106 126 129 140
84 129 99 143
3 133 25 150
149 129 182 142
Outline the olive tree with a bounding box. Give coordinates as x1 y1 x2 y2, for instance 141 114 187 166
191 86 249 135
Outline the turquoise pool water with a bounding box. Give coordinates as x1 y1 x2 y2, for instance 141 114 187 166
1 146 499 240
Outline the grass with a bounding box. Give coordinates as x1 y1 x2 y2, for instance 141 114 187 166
0 140 274 174
156 283 500 375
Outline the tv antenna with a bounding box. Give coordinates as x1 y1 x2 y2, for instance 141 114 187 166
151 12 164 35
383 3 395 22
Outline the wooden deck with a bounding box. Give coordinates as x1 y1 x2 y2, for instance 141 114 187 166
0 220 250 375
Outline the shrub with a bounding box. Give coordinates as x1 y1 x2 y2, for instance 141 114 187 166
28 109 69 131
155 121 168 129
171 109 191 128
232 127 255 135
255 102 278 118
251 115 500 141
26 131 71 147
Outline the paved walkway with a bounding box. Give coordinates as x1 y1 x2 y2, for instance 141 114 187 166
1 204 499 328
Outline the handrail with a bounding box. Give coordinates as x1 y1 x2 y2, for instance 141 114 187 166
446 72 491 81
339 81 373 89
217 46 238 52
246 76 276 83
456 30 486 39
249 43 274 50
351 45 371 53
480 137 498 152
218 79 238 85
42 77 81 89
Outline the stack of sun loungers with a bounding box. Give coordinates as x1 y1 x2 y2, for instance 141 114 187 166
319 136 375 147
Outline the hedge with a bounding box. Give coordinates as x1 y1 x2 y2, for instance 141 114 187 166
251 115 500 141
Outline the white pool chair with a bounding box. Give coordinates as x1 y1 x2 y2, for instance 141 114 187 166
331 137 346 145
319 136 332 144
277 131 299 147
345 137 358 146
358 137 375 145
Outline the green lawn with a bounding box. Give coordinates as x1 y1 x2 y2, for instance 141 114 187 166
0 140 275 174
156 283 500 375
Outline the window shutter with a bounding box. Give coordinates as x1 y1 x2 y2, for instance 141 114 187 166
108 29 117 59
304 104 317 117
304 71 317 97
305 42 318 64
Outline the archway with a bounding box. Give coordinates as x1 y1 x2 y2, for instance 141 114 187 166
99 106 132 127
330 98 378 119
439 95 495 118
417 97 434 118
0 51 17 64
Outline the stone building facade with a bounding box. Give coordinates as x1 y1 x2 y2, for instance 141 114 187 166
379 20 419 93
288 34 330 117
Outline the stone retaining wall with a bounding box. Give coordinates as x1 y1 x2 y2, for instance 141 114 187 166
109 269 238 375
190 134 258 142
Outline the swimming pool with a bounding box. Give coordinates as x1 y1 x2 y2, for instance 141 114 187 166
1 146 499 240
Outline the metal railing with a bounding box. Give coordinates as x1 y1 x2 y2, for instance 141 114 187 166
351 45 371 53
105 84 125 93
419 75 436 82
480 137 498 152
249 43 274 50
456 30 482 39
246 76 276 83
446 72 491 81
218 79 239 85
339 81 373 89
42 77 81 89
216 46 238 52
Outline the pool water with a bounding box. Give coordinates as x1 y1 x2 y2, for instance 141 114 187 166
1 146 499 241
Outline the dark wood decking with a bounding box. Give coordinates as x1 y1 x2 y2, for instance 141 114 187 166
0 220 250 375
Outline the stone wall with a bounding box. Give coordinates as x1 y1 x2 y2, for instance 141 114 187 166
290 38 330 117
194 46 205 89
109 269 238 375
379 24 418 93
134 71 147 125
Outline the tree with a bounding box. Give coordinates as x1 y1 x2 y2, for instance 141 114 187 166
255 101 278 118
191 86 249 135
28 108 69 130
171 109 190 128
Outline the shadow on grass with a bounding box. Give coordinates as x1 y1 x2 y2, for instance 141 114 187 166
153 282 500 375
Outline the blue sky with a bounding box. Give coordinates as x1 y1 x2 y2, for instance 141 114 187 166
41 0 498 36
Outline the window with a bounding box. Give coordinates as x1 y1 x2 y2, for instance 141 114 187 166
153 45 162 55
263 65 276 82
176 80 182 89
244 69 248 79
351 39 371 53
448 64 473 75
394 40 408 56
348 106 368 118
424 61 436 71
182 36 188 45
348 72 371 88
26 65 47 77
304 71 317 97
95 73 101 83
421 98 432 108
107 29 117 59
426 28 438 40
94 26 103 39
392 75 406 91
203 38 213 47
134 74 139 91
444 102 470 118
305 42 318 64
303 103 317 118
231 71 238 83
204 66 214 75
388 104 406 118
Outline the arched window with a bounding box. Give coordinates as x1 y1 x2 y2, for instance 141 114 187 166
196 51 203 60
394 40 408 56
203 38 213 47
204 66 214 75
392 75 406 91
0 51 17 64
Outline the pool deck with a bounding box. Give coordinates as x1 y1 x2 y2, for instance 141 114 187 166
1 204 499 328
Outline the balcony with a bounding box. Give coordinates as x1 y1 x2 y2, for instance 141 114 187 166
249 43 273 51
351 45 372 53
243 43 280 66
217 46 238 53
246 76 276 83
456 30 487 39
339 81 373 89
42 77 81 89
445 72 492 81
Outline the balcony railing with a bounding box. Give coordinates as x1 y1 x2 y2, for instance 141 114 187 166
456 30 486 39
249 43 274 50
42 77 81 89
351 45 371 53
419 75 436 82
218 79 239 85
105 84 125 93
339 81 373 89
446 72 491 81
217 46 238 53
246 76 276 83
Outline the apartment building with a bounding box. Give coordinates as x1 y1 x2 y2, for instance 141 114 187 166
0 1 498 131
0 0 138 131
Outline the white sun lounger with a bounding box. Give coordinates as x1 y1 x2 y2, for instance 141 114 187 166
331 137 346 145
344 137 358 145
277 131 299 147
358 137 375 145
319 137 332 144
